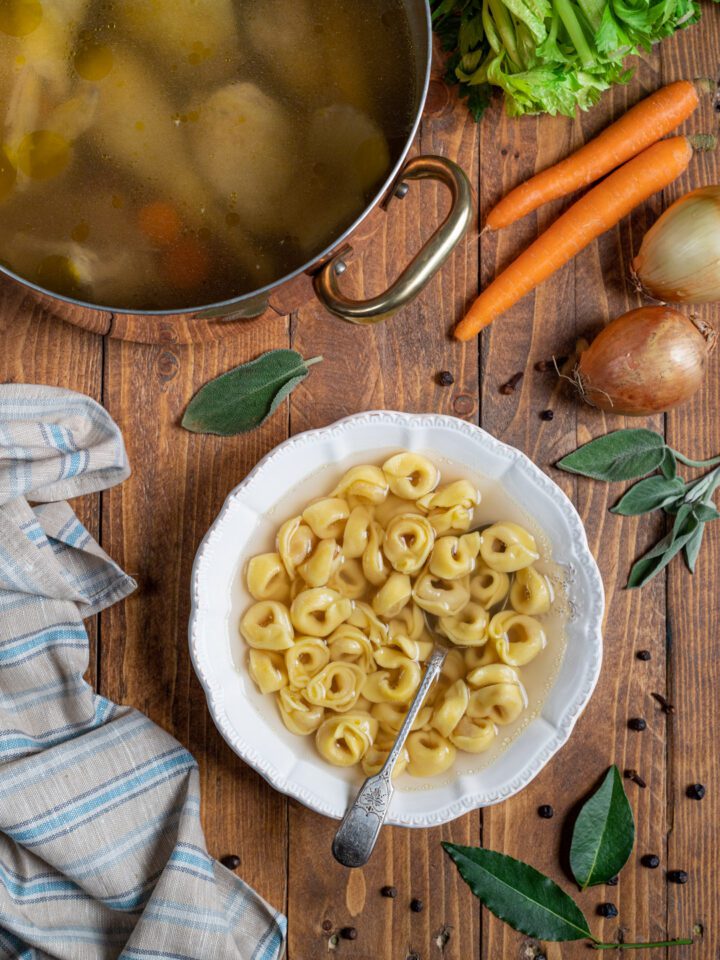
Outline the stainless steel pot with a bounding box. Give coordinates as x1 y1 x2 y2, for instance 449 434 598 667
1 0 473 329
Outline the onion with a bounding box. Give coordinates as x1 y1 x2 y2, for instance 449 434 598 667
632 186 720 303
576 306 716 416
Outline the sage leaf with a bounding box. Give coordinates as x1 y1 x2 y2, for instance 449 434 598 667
660 448 678 480
182 350 323 437
557 430 666 482
443 843 593 942
569 766 635 890
692 503 720 522
627 506 700 589
684 524 705 573
611 476 686 516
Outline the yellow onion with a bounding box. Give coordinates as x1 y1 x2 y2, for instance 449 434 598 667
576 306 716 416
633 186 720 303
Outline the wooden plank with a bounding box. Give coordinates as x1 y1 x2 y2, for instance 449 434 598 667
0 278 103 687
662 13 720 957
285 71 482 960
478 49 673 957
98 313 291 908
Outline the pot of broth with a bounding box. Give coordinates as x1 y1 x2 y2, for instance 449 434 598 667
0 0 472 327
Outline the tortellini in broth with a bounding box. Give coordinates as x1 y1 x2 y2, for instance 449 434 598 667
240 452 559 778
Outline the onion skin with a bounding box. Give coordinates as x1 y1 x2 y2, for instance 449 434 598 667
577 307 716 416
632 186 720 303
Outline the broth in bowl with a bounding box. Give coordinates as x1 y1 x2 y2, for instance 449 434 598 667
0 0 417 310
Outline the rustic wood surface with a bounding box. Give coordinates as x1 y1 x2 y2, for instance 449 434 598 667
1 17 719 959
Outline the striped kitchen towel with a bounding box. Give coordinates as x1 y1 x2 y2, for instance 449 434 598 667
0 385 287 960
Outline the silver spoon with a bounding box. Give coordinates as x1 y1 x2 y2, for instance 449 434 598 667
332 616 448 868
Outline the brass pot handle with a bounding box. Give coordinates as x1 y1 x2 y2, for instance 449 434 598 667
313 155 474 325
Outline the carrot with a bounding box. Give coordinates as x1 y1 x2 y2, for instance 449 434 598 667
455 136 701 341
138 200 183 246
163 237 211 291
486 81 700 231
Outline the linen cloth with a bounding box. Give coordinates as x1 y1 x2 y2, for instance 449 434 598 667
0 384 286 960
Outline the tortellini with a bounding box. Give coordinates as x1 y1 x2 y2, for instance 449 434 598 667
246 553 291 602
439 602 489 647
249 650 288 694
412 570 470 617
241 601 294 651
383 514 435 575
480 522 539 573
382 452 439 499
241 452 558 779
406 730 456 777
510 566 553 615
332 465 389 506
290 587 352 637
372 572 412 618
285 637 330 687
466 664 527 725
316 712 378 766
305 662 365 712
470 563 510 609
488 611 546 666
429 532 482 580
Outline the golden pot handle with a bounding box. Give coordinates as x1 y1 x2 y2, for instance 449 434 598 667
313 155 474 324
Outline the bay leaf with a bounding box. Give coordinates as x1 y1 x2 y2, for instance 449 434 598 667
611 476 686 516
569 766 635 890
182 350 323 437
557 430 666 482
443 843 593 942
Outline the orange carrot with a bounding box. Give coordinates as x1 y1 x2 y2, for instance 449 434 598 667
138 201 183 247
486 81 700 231
163 237 211 290
455 136 700 341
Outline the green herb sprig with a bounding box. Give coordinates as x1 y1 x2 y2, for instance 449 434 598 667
557 429 720 588
444 765 693 951
182 350 323 437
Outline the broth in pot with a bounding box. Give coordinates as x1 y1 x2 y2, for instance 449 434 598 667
0 0 418 311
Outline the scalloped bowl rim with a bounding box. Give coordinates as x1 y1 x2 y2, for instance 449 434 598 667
189 411 604 827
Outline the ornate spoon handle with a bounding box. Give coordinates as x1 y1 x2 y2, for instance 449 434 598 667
331 645 447 868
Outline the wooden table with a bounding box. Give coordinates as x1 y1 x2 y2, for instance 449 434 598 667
2 17 718 959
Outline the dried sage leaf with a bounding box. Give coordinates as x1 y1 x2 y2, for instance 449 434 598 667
557 429 666 482
182 350 323 437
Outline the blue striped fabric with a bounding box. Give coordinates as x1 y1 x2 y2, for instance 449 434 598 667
0 386 286 960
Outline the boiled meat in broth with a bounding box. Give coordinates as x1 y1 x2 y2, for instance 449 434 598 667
190 82 293 233
244 0 325 103
112 0 240 84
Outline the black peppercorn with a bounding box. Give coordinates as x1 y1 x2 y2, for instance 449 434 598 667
410 898 424 913
537 804 554 819
667 870 688 884
628 717 647 731
641 854 660 869
539 409 554 421
437 370 455 387
597 903 619 918
606 876 619 886
381 885 397 898
636 650 651 661
340 927 358 940
687 783 706 800
220 854 241 870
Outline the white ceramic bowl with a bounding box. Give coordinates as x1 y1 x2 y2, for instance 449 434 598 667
189 411 604 827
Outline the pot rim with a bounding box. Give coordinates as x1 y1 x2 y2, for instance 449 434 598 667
0 1 433 319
